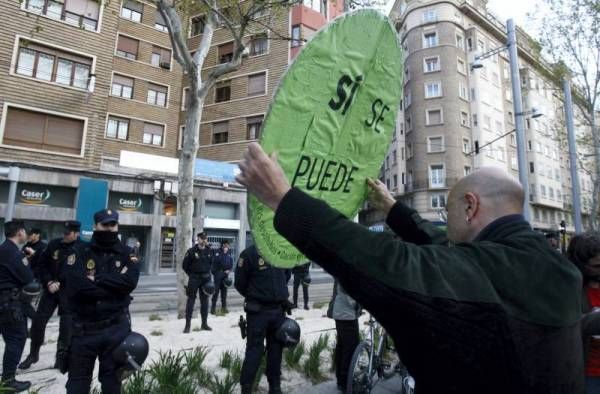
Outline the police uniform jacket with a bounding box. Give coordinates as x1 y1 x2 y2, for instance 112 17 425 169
183 245 213 276
234 246 290 306
273 188 584 394
38 238 78 287
22 240 47 279
0 240 34 291
65 238 139 322
212 249 233 274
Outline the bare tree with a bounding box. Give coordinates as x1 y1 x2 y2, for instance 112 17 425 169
153 0 296 317
532 0 600 230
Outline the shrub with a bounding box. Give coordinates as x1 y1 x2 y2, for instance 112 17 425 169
149 314 162 321
209 373 238 394
283 340 306 371
302 334 330 383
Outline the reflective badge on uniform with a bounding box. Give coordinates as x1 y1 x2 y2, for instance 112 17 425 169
115 261 121 268
194 253 199 259
121 266 128 274
22 257 29 266
53 250 59 260
258 258 265 266
67 254 76 265
86 259 95 270
130 254 139 263
107 209 112 215
238 258 244 267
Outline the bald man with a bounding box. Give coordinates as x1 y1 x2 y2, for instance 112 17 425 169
237 143 583 394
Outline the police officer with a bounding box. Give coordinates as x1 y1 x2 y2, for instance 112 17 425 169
0 221 40 392
292 262 311 310
22 228 47 282
235 245 291 394
211 240 233 315
19 220 80 371
64 209 140 393
183 232 214 333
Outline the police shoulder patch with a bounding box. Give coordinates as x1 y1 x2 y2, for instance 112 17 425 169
194 253 199 259
258 258 265 266
86 259 95 270
52 250 59 260
115 261 121 268
238 257 244 267
22 257 29 266
67 254 76 265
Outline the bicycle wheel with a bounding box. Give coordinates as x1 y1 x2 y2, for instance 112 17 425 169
346 341 373 394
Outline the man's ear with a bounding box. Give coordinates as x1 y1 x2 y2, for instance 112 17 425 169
464 192 480 219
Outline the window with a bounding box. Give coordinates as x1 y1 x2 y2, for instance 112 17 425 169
407 142 413 158
424 56 440 73
497 147 505 161
147 83 168 106
121 0 142 22
423 9 436 22
393 175 398 189
426 109 443 126
464 166 471 176
424 82 442 98
408 171 413 188
406 115 412 132
111 74 134 98
218 42 234 64
430 164 444 188
190 15 205 36
303 0 325 15
181 87 190 110
467 37 473 51
456 34 464 50
540 185 547 198
215 80 231 102
402 172 405 185
116 35 139 60
458 83 468 100
536 142 542 153
2 106 84 155
401 147 405 160
151 46 171 69
404 65 410 83
385 156 389 169
549 188 554 200
555 168 560 182
404 91 411 107
508 111 514 125
511 156 518 170
428 136 443 152
457 58 466 74
212 121 229 144
392 150 397 164
460 111 470 127
423 32 438 48
107 116 129 140
248 72 266 96
250 34 268 56
495 120 503 135
510 134 516 146
15 41 92 89
24 0 100 30
478 39 485 52
291 25 302 47
483 115 491 130
141 122 164 146
492 72 500 85
472 113 478 126
247 116 263 140
529 162 535 173
462 138 470 154
431 193 446 209
155 11 168 32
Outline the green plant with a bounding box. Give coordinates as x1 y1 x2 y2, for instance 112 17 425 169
312 301 328 309
184 346 210 375
229 352 243 382
209 373 238 394
219 350 234 369
150 330 163 336
283 340 306 370
149 313 162 321
122 370 154 394
147 350 187 392
252 355 266 392
302 334 330 383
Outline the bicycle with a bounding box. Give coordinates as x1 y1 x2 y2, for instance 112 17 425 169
346 314 414 394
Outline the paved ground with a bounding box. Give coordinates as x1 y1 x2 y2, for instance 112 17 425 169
293 376 405 394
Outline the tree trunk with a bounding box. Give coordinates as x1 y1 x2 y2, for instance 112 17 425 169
590 114 600 231
176 95 203 319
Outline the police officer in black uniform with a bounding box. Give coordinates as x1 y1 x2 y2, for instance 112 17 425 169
64 209 140 394
19 221 80 371
183 232 214 333
211 240 233 315
0 221 40 392
20 228 47 322
235 245 291 394
292 262 311 310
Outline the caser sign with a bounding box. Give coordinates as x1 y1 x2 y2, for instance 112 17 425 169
118 198 143 211
20 189 51 205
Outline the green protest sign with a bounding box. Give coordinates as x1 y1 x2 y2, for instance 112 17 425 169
249 9 403 267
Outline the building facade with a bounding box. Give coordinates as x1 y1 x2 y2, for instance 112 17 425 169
382 0 594 237
0 0 342 274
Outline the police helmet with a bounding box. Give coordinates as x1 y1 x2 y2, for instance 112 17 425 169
275 318 301 348
223 276 233 288
113 332 149 380
202 281 216 296
22 280 41 297
302 273 312 286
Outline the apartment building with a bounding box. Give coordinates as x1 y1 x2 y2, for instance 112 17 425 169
381 0 594 235
0 0 343 274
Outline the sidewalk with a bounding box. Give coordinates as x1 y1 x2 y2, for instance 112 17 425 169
293 376 404 394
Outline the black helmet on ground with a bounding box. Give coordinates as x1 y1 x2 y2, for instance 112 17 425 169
112 332 149 380
202 281 216 296
223 276 233 288
275 318 301 348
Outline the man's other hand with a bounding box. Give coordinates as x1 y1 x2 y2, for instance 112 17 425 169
236 143 291 211
367 178 396 215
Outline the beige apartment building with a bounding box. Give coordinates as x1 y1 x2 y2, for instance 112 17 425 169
0 0 343 274
379 0 594 237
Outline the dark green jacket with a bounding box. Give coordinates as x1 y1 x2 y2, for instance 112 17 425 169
274 188 584 394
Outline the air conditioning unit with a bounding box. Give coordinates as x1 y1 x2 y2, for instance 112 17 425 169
159 61 170 69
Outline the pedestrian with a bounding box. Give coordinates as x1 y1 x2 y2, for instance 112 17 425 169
19 221 80 371
183 232 214 333
211 240 233 315
235 244 292 394
236 143 584 394
567 232 600 393
64 209 140 393
292 262 311 310
327 280 361 393
0 221 40 392
20 228 46 323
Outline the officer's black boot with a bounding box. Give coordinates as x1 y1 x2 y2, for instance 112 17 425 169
268 380 282 394
201 320 212 331
1 376 31 392
210 303 216 315
183 319 191 334
241 384 253 394
17 352 39 370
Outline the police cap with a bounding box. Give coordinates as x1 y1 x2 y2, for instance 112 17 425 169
64 220 81 232
197 232 208 240
94 209 119 225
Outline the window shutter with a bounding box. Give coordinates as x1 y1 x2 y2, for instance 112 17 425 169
213 121 228 134
123 0 143 12
113 74 134 87
218 42 234 57
248 73 265 95
148 83 167 93
144 122 164 136
4 108 46 145
117 36 139 55
46 116 83 154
